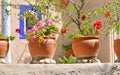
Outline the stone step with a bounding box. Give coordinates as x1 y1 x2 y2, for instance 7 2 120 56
0 64 120 75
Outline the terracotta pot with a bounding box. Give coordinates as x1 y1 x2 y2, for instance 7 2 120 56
65 49 74 58
114 39 120 58
61 0 69 7
72 36 100 58
28 36 56 58
0 38 9 58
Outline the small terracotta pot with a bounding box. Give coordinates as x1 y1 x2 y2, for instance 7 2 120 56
114 39 120 58
28 36 56 58
72 36 100 58
65 49 74 58
61 0 69 7
0 38 9 58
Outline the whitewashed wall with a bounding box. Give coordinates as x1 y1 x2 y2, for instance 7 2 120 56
0 0 2 32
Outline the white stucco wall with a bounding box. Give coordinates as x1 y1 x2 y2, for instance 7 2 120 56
0 0 2 32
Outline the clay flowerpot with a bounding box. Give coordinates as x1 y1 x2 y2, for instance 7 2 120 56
61 0 69 7
72 36 100 58
65 49 74 58
28 36 56 58
0 38 9 58
114 39 120 58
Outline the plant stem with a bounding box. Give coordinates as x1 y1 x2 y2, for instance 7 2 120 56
116 4 119 22
78 0 87 33
65 7 78 25
79 0 85 11
66 0 88 34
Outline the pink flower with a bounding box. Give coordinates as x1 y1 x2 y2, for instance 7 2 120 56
37 21 43 26
31 35 38 42
32 25 39 31
38 21 44 29
46 20 52 27
27 29 33 34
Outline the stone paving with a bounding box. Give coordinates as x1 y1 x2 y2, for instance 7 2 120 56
0 64 120 75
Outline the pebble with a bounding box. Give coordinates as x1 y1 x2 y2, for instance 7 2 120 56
77 58 100 63
0 58 9 64
31 57 56 64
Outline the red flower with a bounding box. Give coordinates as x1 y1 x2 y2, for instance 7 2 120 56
94 20 102 29
81 15 86 20
15 29 20 33
61 27 67 34
105 11 110 18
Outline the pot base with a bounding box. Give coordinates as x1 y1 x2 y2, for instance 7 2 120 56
77 57 100 63
30 57 56 64
0 58 9 64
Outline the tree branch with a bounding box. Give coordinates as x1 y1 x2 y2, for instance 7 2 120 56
65 7 78 25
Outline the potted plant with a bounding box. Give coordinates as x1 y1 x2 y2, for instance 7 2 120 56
27 20 59 64
61 0 114 63
23 0 60 64
112 1 120 62
62 42 74 58
0 33 15 63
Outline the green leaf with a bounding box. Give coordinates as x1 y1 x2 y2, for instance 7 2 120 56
58 55 77 64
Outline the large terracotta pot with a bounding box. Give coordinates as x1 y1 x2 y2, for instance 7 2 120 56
114 39 120 58
61 0 69 7
72 36 100 58
28 36 56 58
0 38 9 58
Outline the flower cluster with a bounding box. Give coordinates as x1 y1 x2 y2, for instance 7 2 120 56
94 20 103 30
26 20 59 43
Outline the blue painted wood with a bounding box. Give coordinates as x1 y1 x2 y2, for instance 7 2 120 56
19 5 42 39
3 0 11 63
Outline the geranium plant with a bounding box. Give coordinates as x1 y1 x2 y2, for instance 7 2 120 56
61 0 115 38
26 20 59 43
